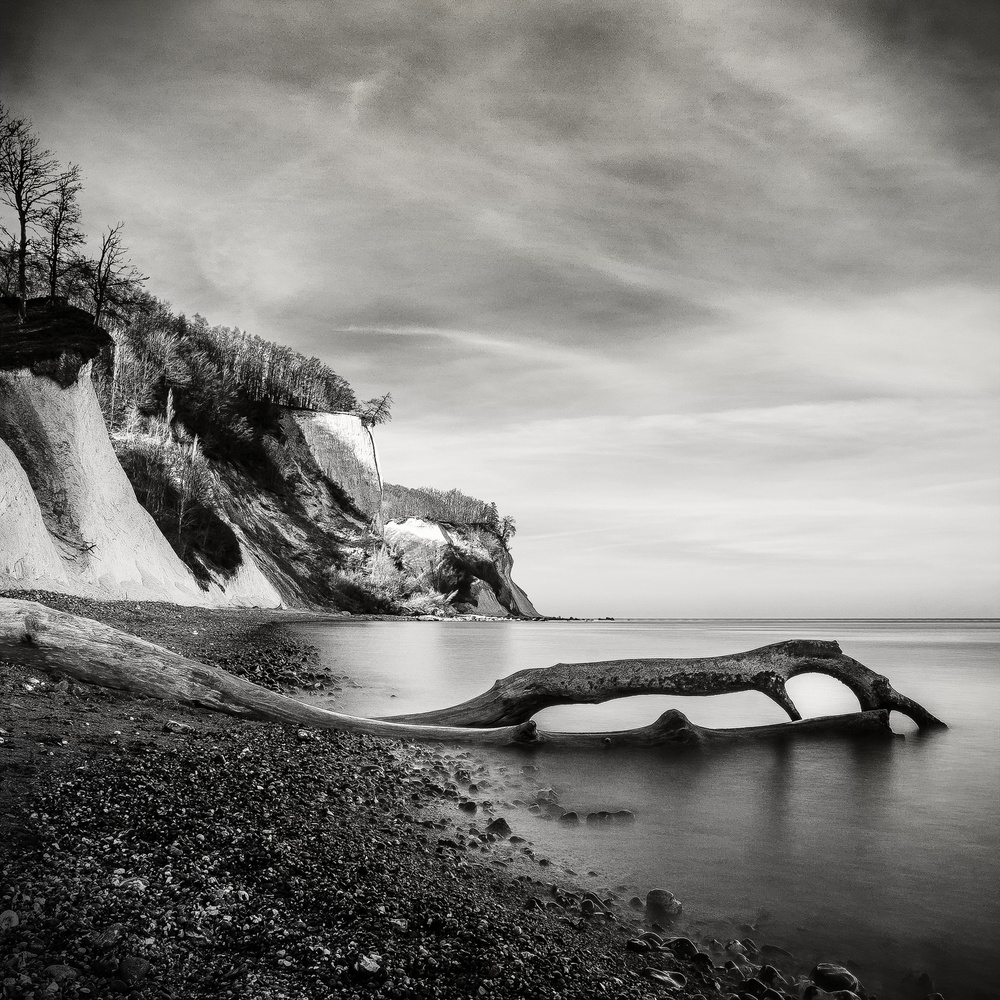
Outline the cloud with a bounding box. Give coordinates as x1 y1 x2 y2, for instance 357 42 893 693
1 0 996 614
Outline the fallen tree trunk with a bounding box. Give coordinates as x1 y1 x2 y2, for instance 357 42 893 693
0 599 942 749
384 638 946 731
0 599 536 746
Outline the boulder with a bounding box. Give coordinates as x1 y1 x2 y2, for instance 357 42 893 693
645 888 682 924
811 963 861 993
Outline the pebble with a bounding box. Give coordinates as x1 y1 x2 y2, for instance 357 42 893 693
119 955 151 986
43 965 78 983
642 967 687 988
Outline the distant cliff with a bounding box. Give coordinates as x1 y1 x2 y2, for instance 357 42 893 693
384 518 539 618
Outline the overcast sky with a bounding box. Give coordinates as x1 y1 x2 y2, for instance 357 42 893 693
3 0 998 617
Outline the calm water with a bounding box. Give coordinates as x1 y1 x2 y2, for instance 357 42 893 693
294 619 1000 999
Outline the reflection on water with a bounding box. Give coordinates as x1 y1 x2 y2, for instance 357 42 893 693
296 619 1000 1000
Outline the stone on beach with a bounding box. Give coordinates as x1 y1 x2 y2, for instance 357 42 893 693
810 962 861 993
645 888 682 924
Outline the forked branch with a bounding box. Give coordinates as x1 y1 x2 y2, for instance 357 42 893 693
384 639 946 730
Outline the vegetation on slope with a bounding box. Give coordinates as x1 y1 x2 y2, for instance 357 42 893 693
382 483 516 544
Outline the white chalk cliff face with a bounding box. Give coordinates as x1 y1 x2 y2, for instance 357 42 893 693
384 517 540 618
284 410 382 527
0 437 70 591
0 364 281 607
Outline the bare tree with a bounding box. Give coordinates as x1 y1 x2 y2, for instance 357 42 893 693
83 222 147 328
0 105 64 321
39 163 84 301
358 391 393 426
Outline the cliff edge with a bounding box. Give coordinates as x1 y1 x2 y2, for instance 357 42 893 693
384 518 540 618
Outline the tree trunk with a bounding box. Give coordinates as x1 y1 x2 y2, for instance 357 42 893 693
532 707 896 749
17 209 27 323
0 599 536 746
0 600 943 750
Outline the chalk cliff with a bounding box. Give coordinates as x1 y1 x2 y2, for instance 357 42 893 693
0 363 281 607
0 437 70 591
384 518 540 618
281 410 382 527
0 301 537 616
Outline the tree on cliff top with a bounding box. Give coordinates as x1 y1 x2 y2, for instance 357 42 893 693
39 164 85 302
358 392 393 427
0 104 69 321
82 222 147 328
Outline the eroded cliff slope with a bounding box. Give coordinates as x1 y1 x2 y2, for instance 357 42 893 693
1 302 538 616
0 362 281 606
282 410 382 528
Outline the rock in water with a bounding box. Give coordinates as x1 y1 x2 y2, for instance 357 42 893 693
811 963 861 993
645 888 682 924
664 936 698 959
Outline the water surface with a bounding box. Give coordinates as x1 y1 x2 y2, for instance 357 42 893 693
294 619 1000 999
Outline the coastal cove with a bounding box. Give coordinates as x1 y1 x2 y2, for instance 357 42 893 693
295 617 1000 1000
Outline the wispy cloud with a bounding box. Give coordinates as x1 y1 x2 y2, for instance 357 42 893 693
1 0 996 614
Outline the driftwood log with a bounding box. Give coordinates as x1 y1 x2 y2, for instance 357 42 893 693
0 599 533 746
0 599 944 750
384 638 946 730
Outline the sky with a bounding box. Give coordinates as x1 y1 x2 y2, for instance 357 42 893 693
2 0 998 617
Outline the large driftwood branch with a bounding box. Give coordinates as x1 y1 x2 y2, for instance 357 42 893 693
0 600 942 749
384 638 946 730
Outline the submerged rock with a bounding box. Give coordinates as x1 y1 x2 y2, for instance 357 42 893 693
645 888 682 924
811 962 861 993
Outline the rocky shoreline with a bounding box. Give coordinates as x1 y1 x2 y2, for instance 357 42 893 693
1 595 926 999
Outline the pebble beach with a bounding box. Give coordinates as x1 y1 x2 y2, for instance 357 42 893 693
0 595 911 999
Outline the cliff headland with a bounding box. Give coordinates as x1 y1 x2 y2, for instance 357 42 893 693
0 297 538 619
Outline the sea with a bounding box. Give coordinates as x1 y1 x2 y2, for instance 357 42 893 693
292 618 1000 1000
